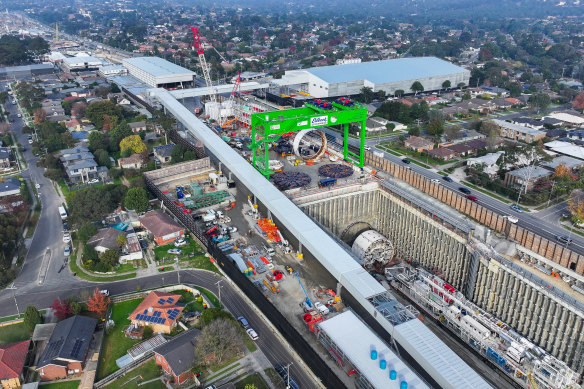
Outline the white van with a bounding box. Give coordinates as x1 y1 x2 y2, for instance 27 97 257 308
58 206 67 220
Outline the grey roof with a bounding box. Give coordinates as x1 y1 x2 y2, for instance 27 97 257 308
61 146 90 155
0 178 20 193
153 144 175 158
151 88 491 389
60 152 95 163
128 334 166 359
62 56 107 66
87 227 124 250
303 57 469 85
123 57 195 77
507 165 552 179
37 315 97 368
0 147 12 160
66 159 98 171
542 156 584 170
32 323 57 342
492 119 546 136
154 328 201 375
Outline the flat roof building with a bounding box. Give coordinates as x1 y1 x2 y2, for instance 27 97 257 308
62 56 108 72
122 57 195 88
317 310 428 389
279 57 470 98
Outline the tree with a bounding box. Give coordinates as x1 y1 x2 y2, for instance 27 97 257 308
143 326 153 339
70 301 83 315
573 92 584 111
119 135 146 154
124 187 149 212
479 120 500 136
427 118 444 137
50 299 72 320
95 149 112 168
442 80 451 91
358 86 374 104
408 127 420 136
109 122 133 151
445 124 462 141
68 187 114 224
24 305 41 331
83 244 99 262
116 234 127 248
33 108 46 125
87 288 110 316
110 83 121 93
86 100 123 130
394 89 405 98
528 93 551 113
508 82 522 98
554 163 571 179
78 223 98 243
195 318 244 365
71 101 87 118
410 81 424 96
94 86 112 99
100 249 120 269
568 191 584 223
88 131 107 152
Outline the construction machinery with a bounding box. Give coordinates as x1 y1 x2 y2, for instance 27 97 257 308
247 195 259 220
277 230 292 254
295 271 312 308
188 25 215 103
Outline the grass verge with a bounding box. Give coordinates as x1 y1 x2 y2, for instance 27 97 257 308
69 254 137 282
461 181 512 204
178 255 221 274
39 380 81 389
102 359 164 389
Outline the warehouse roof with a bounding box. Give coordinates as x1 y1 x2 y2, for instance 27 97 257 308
123 57 195 77
303 57 469 85
62 55 107 66
318 311 428 389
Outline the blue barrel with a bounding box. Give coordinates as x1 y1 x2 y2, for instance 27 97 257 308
370 350 377 360
379 359 387 370
400 381 408 389
390 370 397 380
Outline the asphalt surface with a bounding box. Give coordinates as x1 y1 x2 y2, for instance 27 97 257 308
328 124 584 257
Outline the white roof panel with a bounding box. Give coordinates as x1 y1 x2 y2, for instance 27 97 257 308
318 311 428 389
123 56 195 77
393 320 492 389
169 82 269 99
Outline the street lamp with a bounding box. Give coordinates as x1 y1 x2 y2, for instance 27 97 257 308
285 362 293 389
7 283 20 318
215 279 223 304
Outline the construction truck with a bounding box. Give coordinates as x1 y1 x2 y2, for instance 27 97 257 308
277 230 293 254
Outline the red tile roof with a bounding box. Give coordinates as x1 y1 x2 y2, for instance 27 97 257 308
129 291 185 327
0 340 30 379
140 210 183 239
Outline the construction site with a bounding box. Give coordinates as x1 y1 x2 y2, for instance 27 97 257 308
138 24 584 389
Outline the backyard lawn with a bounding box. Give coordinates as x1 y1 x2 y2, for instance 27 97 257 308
39 380 80 389
153 239 205 262
102 359 165 389
0 321 31 344
96 298 143 380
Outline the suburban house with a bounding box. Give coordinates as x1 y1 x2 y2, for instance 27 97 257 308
140 210 184 245
541 155 584 172
503 166 553 192
467 151 505 176
426 147 457 161
153 144 176 164
128 291 186 334
118 154 144 169
365 117 390 132
492 119 546 143
0 340 30 389
87 227 125 253
544 141 584 160
404 136 434 152
37 315 97 381
0 147 14 168
129 121 147 133
65 118 82 132
154 329 201 385
59 147 107 184
0 179 20 198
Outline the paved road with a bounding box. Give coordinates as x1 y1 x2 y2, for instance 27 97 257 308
331 125 584 257
0 269 320 389
2 81 82 294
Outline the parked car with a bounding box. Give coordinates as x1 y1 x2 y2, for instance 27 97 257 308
458 187 471 194
510 205 523 213
401 158 411 164
442 176 454 182
182 208 192 214
313 301 329 315
16 113 21 118
64 245 71 256
466 195 478 202
430 178 440 183
503 215 518 224
237 316 249 328
88 178 99 184
556 235 572 245
225 226 238 233
167 248 182 255
62 222 69 231
174 238 188 247
100 289 110 296
274 364 288 379
63 232 71 243
246 328 259 340
364 145 371 151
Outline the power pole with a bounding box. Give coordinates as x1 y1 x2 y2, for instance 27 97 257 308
215 279 223 303
7 283 20 317
285 362 293 388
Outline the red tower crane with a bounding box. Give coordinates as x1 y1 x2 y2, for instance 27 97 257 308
188 24 216 103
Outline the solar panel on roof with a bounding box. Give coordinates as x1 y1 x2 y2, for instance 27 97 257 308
157 299 166 304
158 318 164 324
143 309 148 314
154 311 161 317
166 298 174 303
167 309 172 314
136 314 143 320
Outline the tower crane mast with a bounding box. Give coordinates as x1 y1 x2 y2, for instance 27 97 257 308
188 24 216 103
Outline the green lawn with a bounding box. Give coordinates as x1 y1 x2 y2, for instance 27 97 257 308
0 322 31 344
39 380 80 389
461 181 513 204
96 298 143 380
171 289 205 314
102 359 164 389
234 373 271 389
178 256 220 274
192 286 222 309
69 254 137 282
154 239 205 262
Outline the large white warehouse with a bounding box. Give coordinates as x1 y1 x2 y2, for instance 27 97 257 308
122 57 195 88
279 57 470 98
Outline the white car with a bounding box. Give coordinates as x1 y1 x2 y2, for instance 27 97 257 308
63 232 71 243
100 289 110 296
167 248 182 255
174 238 188 247
246 328 259 340
17 113 21 118
503 215 518 224
364 145 371 151
88 178 99 184
35 183 40 189
430 178 440 183
64 245 71 256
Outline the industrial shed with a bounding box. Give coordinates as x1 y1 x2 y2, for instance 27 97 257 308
279 57 470 98
123 57 195 88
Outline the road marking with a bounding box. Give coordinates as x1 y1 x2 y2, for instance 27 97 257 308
37 248 52 285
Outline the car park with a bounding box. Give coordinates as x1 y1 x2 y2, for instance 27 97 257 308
556 235 572 245
246 328 258 340
458 187 471 194
510 205 523 213
466 195 478 202
442 176 454 182
236 316 249 328
401 158 411 164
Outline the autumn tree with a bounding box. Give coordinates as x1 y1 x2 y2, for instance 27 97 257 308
573 92 584 111
568 192 584 223
33 108 46 125
71 101 87 118
87 288 110 316
119 135 146 155
554 163 570 179
50 299 72 320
